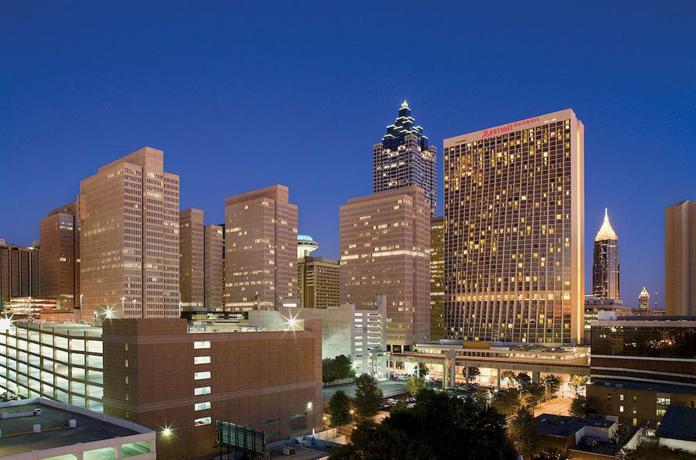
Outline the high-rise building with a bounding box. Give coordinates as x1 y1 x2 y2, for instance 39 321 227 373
373 101 437 214
665 200 696 316
297 234 318 260
224 185 298 311
340 186 430 351
638 286 650 312
204 224 224 309
39 203 80 309
430 216 445 341
0 240 39 306
180 208 205 309
592 209 620 300
298 256 340 308
444 109 585 345
79 147 180 320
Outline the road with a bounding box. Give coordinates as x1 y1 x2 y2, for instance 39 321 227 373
534 396 572 417
322 381 407 401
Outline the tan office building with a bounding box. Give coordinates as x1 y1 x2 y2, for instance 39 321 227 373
444 109 585 345
430 216 445 341
666 200 696 315
0 240 40 305
339 186 430 350
225 185 298 310
298 256 340 308
180 209 205 309
79 147 180 320
40 203 80 309
204 224 224 309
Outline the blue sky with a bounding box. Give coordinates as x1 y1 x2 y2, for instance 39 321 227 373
1 1 695 307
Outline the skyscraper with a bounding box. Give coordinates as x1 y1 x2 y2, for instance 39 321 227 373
430 216 445 341
180 208 205 309
0 240 39 305
79 147 180 320
592 209 620 300
340 186 430 350
638 286 650 312
373 101 437 214
203 224 224 309
224 185 298 310
444 109 585 345
39 202 80 309
298 256 340 308
665 200 696 315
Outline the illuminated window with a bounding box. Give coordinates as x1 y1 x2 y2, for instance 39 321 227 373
193 341 211 349
194 386 211 396
194 401 211 411
194 356 211 365
194 416 211 427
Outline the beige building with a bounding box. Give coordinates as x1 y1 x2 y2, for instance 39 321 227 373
339 186 430 351
665 200 696 315
444 109 585 345
39 203 80 309
180 209 205 309
298 256 340 308
430 216 445 341
204 224 224 309
79 147 180 320
224 185 298 311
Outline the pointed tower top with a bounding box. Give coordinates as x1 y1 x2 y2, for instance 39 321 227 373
595 208 618 241
639 286 649 297
401 99 409 110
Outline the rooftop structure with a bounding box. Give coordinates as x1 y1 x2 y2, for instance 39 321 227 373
0 397 155 460
593 209 621 300
297 234 318 260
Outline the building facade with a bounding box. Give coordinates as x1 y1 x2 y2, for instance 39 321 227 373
373 101 437 214
39 203 80 310
592 209 620 300
638 286 650 312
430 216 445 341
79 147 180 320
180 208 205 309
224 185 298 311
0 240 40 306
444 109 585 344
665 200 696 316
203 224 224 309
588 316 696 427
340 186 430 350
298 256 340 308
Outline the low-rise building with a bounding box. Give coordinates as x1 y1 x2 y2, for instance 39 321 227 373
656 405 696 453
0 397 155 460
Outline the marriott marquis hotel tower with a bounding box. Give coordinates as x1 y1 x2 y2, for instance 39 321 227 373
444 109 585 345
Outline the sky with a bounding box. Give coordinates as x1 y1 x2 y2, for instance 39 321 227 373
1 1 695 307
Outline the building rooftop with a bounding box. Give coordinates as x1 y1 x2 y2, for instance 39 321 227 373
657 406 696 441
595 208 618 241
0 398 151 457
536 413 614 438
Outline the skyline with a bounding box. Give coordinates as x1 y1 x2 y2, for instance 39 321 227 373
2 2 696 306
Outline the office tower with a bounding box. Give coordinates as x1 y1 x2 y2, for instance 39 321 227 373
0 240 39 305
204 224 224 309
180 208 205 309
665 200 696 315
340 186 430 351
592 209 620 300
224 185 298 310
638 286 650 312
373 101 437 214
430 216 445 341
79 147 180 320
298 256 340 308
39 203 80 309
297 234 318 260
444 109 585 344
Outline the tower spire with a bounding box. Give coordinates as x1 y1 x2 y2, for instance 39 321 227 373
595 208 618 241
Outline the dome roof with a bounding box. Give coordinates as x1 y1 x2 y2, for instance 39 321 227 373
595 208 618 241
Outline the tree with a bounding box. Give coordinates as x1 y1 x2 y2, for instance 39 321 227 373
570 395 595 418
491 388 521 416
618 444 696 460
537 448 569 460
417 363 429 377
543 375 561 398
406 376 426 397
354 374 383 419
501 370 517 387
509 407 540 459
322 355 355 384
328 390 352 428
463 366 481 384
330 390 515 460
515 372 532 388
570 374 589 392
523 382 546 407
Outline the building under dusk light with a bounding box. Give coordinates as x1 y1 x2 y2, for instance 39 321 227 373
592 209 620 300
444 109 585 345
665 200 696 316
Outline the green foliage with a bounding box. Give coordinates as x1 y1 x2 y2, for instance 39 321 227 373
322 354 355 384
523 382 546 407
515 372 532 388
501 370 517 387
569 374 589 389
329 390 515 460
353 374 383 419
570 395 595 418
509 407 540 459
417 363 429 377
406 376 426 397
543 375 561 398
328 390 352 428
490 388 521 416
462 366 481 383
618 443 696 460
536 448 569 460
